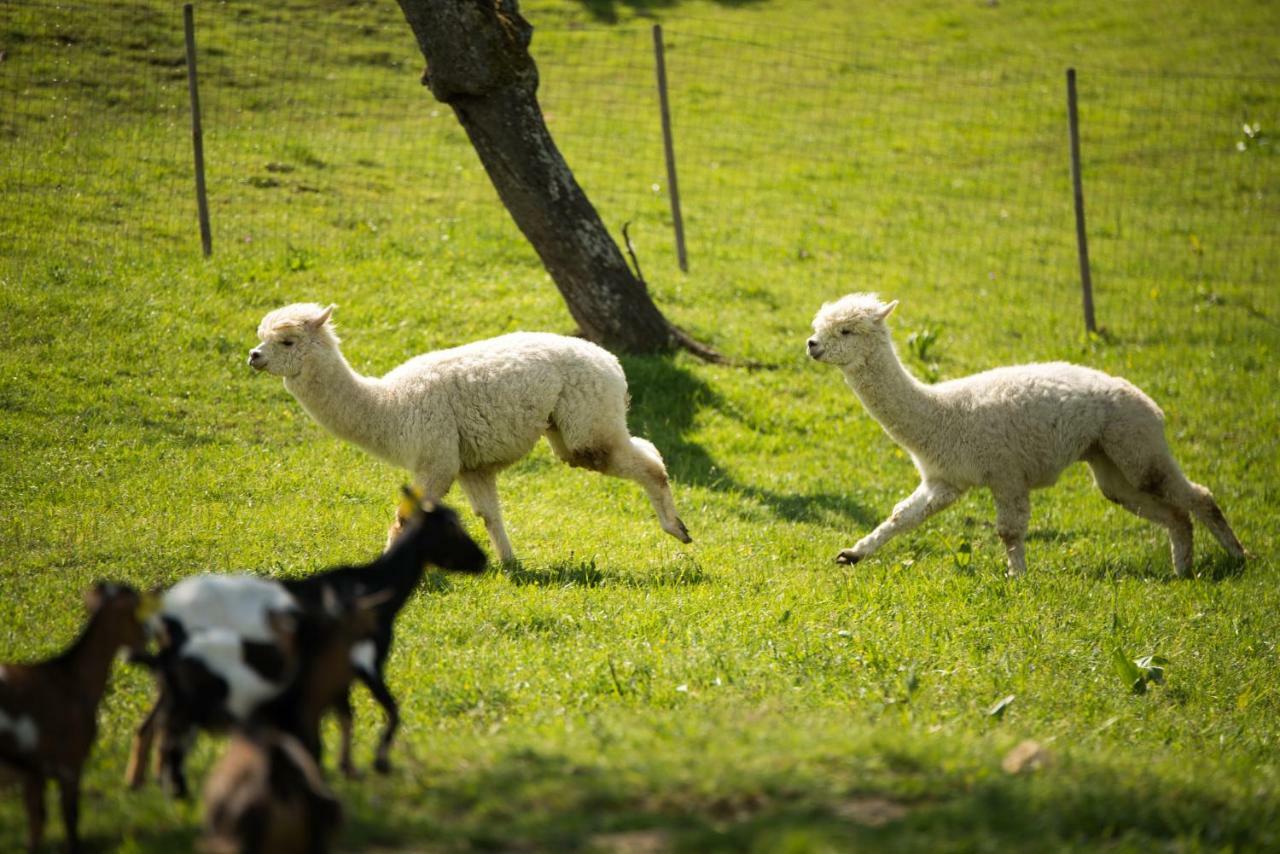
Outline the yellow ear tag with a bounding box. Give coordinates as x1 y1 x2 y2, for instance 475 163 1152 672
397 484 424 519
135 592 162 622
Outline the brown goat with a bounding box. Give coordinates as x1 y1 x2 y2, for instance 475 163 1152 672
200 727 341 854
0 582 150 853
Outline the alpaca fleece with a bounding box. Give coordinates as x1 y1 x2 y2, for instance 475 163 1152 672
807 293 1245 577
249 303 690 561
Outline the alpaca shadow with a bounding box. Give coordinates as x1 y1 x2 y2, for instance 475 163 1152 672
503 556 709 588
574 0 768 24
1191 551 1248 582
621 356 875 528
1081 550 1246 583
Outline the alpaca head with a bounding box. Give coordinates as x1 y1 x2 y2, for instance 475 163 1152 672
807 293 898 369
249 303 339 378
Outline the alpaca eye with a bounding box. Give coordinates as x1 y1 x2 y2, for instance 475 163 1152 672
282 339 295 347
840 329 852 336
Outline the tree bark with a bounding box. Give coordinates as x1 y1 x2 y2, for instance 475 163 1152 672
395 0 718 358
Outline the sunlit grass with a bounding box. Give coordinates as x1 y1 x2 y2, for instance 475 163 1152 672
1 0 1278 850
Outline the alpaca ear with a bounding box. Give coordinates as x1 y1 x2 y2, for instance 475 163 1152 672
309 304 335 329
875 300 899 321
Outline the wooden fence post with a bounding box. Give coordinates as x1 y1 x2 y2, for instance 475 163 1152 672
1067 67 1096 333
652 24 688 273
184 3 212 257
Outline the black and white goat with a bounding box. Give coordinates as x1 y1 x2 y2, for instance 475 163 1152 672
1 583 150 853
128 493 486 794
132 585 386 799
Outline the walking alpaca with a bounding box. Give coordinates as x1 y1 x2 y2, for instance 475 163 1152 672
806 293 1246 577
249 303 690 562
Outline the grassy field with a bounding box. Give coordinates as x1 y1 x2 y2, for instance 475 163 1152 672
2 0 1279 850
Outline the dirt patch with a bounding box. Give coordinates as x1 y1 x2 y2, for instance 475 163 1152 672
587 829 673 853
833 796 910 827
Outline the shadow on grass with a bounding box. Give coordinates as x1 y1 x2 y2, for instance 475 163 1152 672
1082 549 1247 583
336 746 1269 851
622 356 875 528
573 0 769 25
504 556 709 588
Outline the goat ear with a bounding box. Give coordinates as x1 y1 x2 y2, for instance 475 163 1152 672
309 304 335 329
875 300 899 321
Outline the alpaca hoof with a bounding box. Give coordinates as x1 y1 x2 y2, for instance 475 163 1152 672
835 550 862 566
373 757 392 775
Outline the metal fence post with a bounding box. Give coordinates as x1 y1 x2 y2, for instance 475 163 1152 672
184 3 212 257
652 24 688 273
1066 68 1096 333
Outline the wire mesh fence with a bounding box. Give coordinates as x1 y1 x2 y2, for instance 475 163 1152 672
1 1 1276 345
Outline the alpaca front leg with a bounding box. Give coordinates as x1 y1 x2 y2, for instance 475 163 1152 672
838 481 960 565
993 490 1031 578
458 469 515 563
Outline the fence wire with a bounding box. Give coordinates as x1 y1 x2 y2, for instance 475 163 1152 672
1 2 1276 345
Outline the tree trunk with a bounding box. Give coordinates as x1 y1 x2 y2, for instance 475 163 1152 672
395 0 718 358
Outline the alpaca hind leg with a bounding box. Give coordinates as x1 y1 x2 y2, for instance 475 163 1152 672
458 469 515 562
1154 472 1245 560
572 435 691 543
992 489 1032 578
1087 451 1194 576
839 480 961 565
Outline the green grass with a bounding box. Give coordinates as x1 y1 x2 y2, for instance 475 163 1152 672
2 0 1279 850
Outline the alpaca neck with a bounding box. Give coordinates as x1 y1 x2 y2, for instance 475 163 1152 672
842 336 939 453
285 348 391 458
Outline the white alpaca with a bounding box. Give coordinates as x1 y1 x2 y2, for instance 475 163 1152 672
249 303 691 562
806 293 1245 577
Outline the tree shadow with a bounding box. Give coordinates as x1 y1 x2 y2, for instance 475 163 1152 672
336 744 1268 851
621 356 875 528
572 0 770 25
